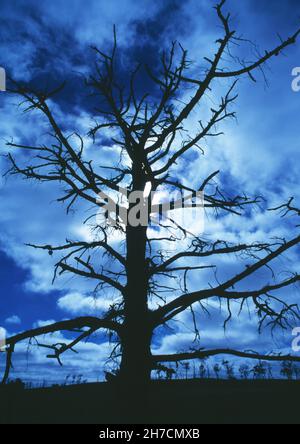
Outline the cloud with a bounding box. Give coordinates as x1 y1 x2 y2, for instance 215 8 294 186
57 292 118 316
5 315 21 325
33 319 56 328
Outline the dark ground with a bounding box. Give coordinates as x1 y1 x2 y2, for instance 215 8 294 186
0 379 299 424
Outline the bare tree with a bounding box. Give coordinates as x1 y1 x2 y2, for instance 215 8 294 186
3 0 300 396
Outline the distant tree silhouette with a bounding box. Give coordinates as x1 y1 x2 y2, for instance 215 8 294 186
252 361 267 380
214 364 221 380
293 365 300 380
267 364 274 380
199 363 207 379
182 362 190 380
222 360 235 380
280 361 294 380
3 1 300 406
239 364 250 380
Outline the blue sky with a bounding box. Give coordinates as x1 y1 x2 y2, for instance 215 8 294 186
1 0 300 383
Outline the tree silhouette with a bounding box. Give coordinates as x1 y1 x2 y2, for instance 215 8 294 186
252 361 267 380
214 364 221 380
239 364 250 380
280 361 294 380
3 0 300 396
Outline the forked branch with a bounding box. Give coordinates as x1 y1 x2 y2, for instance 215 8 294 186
1 316 121 384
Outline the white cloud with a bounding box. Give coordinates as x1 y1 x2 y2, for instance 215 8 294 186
0 321 117 384
57 292 118 316
5 315 21 325
33 319 56 328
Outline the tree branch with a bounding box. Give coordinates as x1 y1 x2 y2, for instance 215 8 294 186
154 235 300 323
2 317 121 384
153 348 300 365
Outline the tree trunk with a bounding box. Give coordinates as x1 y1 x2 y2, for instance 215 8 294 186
120 224 152 386
115 163 153 422
117 222 152 422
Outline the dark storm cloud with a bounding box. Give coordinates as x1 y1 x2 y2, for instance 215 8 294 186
0 0 198 115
